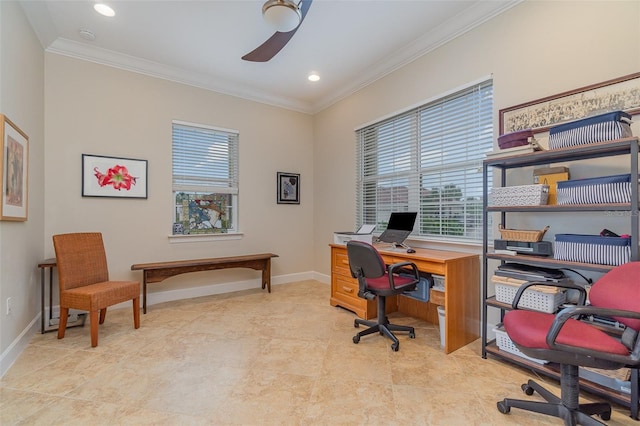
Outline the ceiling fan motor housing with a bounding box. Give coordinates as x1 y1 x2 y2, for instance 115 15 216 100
262 0 302 33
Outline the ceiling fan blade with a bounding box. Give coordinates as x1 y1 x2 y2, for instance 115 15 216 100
242 0 313 62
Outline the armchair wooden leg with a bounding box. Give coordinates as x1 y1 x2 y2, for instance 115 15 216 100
90 310 99 347
99 308 107 324
133 297 140 329
57 307 69 339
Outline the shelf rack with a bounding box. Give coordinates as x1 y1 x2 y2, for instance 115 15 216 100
481 137 640 419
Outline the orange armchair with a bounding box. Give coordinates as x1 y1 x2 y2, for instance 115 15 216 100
52 232 140 347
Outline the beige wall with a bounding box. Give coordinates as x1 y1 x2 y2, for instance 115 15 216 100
2 0 640 368
44 55 315 296
0 1 45 368
312 0 640 276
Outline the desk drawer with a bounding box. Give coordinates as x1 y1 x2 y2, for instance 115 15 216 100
332 249 352 277
430 289 445 306
333 275 358 299
332 275 373 318
384 256 445 276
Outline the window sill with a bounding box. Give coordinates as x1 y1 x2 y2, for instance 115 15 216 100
168 232 244 244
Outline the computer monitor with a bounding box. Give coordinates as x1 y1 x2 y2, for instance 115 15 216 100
377 212 417 245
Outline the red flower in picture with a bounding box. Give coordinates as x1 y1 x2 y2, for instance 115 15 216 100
94 164 138 191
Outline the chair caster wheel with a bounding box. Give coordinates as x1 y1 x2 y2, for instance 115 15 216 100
521 384 534 396
353 335 360 344
497 401 510 414
354 320 359 328
600 410 611 421
391 342 399 351
409 331 415 338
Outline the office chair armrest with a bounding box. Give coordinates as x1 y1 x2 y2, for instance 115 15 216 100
546 305 640 364
387 261 419 291
511 280 587 310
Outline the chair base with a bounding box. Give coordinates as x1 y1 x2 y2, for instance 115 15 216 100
497 364 611 426
58 297 140 347
352 295 415 351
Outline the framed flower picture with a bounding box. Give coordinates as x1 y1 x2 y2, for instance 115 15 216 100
82 154 148 198
1 115 29 221
277 172 300 204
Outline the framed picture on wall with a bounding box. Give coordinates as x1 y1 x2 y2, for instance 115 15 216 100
499 72 640 135
1 115 29 221
82 154 148 198
277 172 300 204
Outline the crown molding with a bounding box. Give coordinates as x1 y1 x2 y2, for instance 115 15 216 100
26 0 521 116
46 38 315 114
309 0 523 113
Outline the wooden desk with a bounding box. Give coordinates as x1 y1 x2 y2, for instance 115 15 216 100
131 253 278 313
330 244 479 354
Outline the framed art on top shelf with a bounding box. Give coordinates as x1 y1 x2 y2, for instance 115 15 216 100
82 154 148 199
1 115 29 221
277 172 300 204
499 72 640 135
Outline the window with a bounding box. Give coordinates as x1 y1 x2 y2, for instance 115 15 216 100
356 79 493 243
172 121 239 235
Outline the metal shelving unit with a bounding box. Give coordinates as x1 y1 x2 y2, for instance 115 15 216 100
481 137 640 419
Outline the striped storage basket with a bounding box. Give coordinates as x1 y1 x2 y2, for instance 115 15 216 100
554 234 631 266
557 174 631 204
549 111 633 149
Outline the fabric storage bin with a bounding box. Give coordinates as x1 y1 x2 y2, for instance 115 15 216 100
554 234 631 266
493 325 546 364
489 184 549 206
498 129 534 149
492 277 566 313
402 274 431 302
549 110 633 149
557 174 631 204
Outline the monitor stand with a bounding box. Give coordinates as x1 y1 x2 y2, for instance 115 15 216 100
389 242 412 252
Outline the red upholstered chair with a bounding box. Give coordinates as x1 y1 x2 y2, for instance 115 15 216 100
53 232 140 347
346 241 420 351
497 261 640 425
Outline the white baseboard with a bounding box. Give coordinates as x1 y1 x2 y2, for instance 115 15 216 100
0 315 40 378
312 271 330 284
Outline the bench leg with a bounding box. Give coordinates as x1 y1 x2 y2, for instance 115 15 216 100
143 275 147 314
262 260 271 293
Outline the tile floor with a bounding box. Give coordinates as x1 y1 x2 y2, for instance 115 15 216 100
1 280 637 425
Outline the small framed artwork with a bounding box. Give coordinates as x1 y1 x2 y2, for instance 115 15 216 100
82 154 148 198
1 115 29 221
277 172 300 204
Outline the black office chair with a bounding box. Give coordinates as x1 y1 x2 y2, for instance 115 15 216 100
346 241 420 351
497 261 640 425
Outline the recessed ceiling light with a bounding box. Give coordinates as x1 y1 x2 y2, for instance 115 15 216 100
94 3 115 17
79 28 96 41
308 73 320 82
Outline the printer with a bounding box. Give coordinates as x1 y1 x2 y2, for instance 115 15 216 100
333 224 376 245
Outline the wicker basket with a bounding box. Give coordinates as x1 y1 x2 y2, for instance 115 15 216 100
498 225 549 242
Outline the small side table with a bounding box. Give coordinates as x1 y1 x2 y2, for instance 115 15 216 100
37 259 86 333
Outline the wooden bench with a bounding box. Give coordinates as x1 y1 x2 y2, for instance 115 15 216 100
131 253 278 313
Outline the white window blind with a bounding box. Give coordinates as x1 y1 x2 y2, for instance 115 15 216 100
172 121 239 234
356 79 493 242
172 122 239 193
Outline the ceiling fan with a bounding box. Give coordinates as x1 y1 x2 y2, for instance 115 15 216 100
242 0 314 62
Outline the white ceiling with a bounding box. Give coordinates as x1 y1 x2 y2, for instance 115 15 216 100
20 0 519 114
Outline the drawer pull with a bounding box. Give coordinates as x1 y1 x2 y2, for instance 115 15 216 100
342 286 353 293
